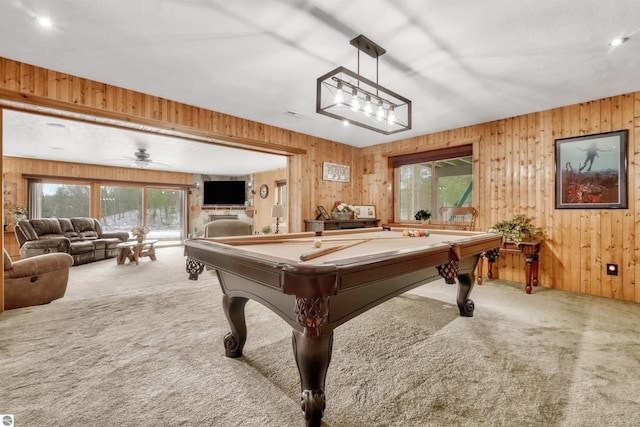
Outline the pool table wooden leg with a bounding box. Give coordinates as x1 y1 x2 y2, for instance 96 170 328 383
292 329 333 427
222 294 248 358
457 272 475 317
186 258 205 280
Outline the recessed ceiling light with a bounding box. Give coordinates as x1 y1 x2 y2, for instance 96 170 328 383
609 37 629 47
37 16 53 28
46 122 66 128
282 110 304 119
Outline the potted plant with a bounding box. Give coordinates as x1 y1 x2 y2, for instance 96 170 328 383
414 209 432 224
8 204 28 226
489 214 545 246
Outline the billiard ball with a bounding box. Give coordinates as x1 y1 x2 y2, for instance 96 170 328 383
313 239 323 248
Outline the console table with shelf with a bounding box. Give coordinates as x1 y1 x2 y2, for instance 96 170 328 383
304 218 380 234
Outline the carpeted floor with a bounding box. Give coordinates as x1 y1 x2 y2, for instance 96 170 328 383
1 246 639 426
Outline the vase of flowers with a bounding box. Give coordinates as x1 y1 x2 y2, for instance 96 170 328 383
131 225 150 242
331 201 355 220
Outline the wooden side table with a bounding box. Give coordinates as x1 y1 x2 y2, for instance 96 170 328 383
477 239 541 294
116 240 158 265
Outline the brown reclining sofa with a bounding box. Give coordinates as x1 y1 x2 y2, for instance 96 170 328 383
14 217 129 265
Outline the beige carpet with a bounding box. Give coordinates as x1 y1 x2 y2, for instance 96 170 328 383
1 246 639 426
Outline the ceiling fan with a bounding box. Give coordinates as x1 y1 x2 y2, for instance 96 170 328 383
116 148 172 168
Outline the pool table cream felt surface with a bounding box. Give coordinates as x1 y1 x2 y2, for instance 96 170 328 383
203 228 487 265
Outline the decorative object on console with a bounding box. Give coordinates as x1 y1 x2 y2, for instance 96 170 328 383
316 205 331 220
316 34 411 135
331 201 355 220
353 205 376 219
271 204 284 234
8 204 28 226
489 214 545 246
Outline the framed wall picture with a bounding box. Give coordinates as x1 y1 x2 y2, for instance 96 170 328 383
317 205 331 220
322 161 350 182
353 205 376 219
555 130 628 209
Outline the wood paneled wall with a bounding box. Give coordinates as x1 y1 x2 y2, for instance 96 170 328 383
0 57 363 233
1 57 639 308
362 93 639 303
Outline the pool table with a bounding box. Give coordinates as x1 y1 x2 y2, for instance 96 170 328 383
185 227 502 426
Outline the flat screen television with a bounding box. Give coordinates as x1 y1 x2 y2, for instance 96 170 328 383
203 180 246 206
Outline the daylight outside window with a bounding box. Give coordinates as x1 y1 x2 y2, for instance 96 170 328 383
392 147 473 221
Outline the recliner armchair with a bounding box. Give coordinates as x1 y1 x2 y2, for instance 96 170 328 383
3 248 74 310
204 219 252 238
203 219 252 272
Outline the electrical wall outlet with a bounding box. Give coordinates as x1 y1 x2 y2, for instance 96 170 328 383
606 264 618 276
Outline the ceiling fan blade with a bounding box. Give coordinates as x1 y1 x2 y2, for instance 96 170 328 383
149 159 173 167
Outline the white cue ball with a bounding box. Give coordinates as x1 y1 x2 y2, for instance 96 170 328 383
313 239 322 248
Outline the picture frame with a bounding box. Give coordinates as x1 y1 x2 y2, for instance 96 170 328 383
322 161 350 182
555 130 628 209
316 205 331 220
353 205 376 219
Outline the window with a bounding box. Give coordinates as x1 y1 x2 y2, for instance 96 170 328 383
28 179 186 242
145 188 183 240
30 182 91 218
390 145 473 221
276 180 287 224
100 186 143 232
101 186 183 240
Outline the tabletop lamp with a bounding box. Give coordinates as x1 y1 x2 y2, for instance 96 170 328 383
271 204 284 234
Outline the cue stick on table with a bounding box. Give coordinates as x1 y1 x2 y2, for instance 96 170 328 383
299 239 369 261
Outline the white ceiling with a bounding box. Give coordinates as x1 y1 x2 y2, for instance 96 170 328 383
1 0 639 175
1 109 288 176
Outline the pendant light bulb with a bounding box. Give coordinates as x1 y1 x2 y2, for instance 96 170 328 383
364 95 372 116
376 100 385 121
335 82 343 104
351 88 359 111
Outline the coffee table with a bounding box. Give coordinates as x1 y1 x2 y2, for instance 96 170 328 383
116 240 158 265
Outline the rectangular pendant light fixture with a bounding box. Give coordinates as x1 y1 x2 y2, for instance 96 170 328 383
316 35 411 135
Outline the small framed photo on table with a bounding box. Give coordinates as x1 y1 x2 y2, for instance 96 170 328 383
555 130 628 209
317 206 331 220
353 205 376 219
